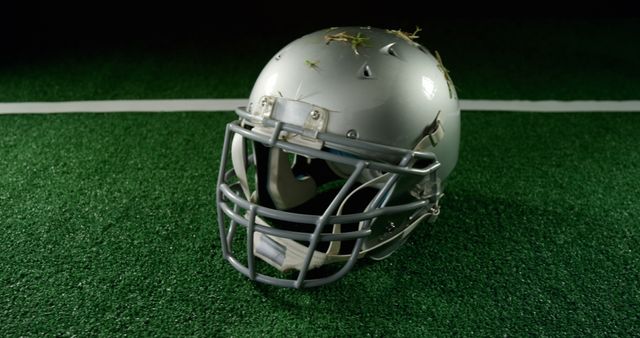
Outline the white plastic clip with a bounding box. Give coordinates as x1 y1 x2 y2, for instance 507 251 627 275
425 111 444 147
302 107 329 140
414 111 445 151
252 96 277 123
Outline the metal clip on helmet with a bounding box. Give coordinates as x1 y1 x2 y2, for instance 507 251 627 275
216 27 460 288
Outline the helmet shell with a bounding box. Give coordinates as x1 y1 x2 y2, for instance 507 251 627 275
248 27 460 179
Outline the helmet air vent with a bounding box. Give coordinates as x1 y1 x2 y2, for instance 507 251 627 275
379 43 399 58
359 64 374 79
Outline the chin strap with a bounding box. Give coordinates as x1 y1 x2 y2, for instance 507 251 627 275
252 162 440 272
252 195 441 272
253 224 329 272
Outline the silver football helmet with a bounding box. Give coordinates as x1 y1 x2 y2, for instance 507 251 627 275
216 27 460 288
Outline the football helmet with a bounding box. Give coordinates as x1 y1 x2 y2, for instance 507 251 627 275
216 26 460 288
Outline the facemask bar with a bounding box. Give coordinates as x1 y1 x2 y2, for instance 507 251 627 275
216 109 441 288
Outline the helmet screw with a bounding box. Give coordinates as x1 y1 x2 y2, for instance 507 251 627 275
310 109 320 120
386 222 396 232
260 98 267 107
346 129 358 139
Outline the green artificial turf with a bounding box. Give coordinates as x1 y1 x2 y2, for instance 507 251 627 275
1 18 639 336
1 111 638 336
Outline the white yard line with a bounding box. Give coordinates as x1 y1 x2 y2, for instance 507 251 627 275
459 100 640 112
0 99 245 114
0 99 639 114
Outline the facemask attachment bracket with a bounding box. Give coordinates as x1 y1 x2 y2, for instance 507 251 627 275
251 96 277 123
302 107 329 140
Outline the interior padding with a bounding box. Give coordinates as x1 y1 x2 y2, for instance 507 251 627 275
252 140 378 253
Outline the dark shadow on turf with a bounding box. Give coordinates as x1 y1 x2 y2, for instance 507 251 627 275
247 189 637 334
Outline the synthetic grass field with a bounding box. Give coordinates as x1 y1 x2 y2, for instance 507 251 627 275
1 20 639 335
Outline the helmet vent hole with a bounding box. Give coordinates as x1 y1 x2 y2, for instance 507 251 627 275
359 64 373 79
379 43 399 58
417 45 429 55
